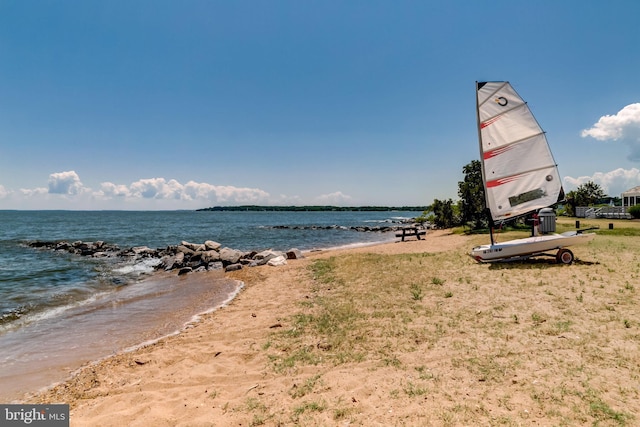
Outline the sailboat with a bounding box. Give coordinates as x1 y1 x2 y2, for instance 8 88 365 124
470 81 595 264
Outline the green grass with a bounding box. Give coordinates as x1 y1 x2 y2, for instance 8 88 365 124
258 231 640 426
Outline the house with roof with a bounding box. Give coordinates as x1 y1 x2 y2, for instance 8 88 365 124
622 186 640 211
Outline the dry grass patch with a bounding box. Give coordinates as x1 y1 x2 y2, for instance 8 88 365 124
262 229 640 425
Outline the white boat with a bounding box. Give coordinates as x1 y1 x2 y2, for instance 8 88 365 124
470 81 596 264
471 228 596 264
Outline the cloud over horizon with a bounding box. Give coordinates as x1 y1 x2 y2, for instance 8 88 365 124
3 168 639 209
48 171 86 195
3 171 273 209
314 191 353 205
563 167 640 196
99 177 272 204
581 103 640 161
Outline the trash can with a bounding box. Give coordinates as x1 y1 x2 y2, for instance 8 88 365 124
538 208 556 234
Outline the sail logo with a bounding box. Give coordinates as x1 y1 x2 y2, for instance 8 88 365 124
495 96 508 106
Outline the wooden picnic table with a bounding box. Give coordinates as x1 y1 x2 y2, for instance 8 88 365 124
395 226 426 242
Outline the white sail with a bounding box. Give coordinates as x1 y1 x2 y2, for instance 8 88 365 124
476 81 563 222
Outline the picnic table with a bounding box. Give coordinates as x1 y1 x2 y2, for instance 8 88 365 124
395 226 426 242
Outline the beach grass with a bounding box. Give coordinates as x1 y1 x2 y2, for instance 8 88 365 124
258 224 640 425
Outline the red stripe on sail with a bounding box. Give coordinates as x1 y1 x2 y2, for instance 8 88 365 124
486 174 522 188
483 145 514 160
480 115 502 129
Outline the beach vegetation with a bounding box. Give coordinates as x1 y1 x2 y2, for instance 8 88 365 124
333 405 354 421
431 277 445 285
403 380 429 397
227 230 640 425
629 205 640 219
291 400 326 423
289 374 322 399
243 397 272 426
410 283 423 301
430 198 460 228
458 159 487 229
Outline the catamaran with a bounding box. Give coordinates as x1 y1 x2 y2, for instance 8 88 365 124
470 81 595 264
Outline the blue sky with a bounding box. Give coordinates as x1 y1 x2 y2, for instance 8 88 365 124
1 0 640 210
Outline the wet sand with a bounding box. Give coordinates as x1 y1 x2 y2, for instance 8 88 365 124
1 271 241 402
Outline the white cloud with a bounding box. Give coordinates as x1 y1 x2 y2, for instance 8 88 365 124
99 182 131 197
20 187 48 197
48 171 87 195
184 182 270 203
563 167 640 196
581 103 640 161
98 177 271 205
3 171 357 209
128 178 183 199
314 191 353 205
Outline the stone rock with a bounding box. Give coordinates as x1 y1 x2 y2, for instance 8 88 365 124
267 256 287 267
176 245 195 256
181 241 205 251
178 267 193 275
174 251 185 265
219 247 244 264
253 250 285 265
201 250 220 263
225 263 243 272
207 261 224 270
286 248 304 260
132 246 153 255
160 255 176 271
204 240 221 251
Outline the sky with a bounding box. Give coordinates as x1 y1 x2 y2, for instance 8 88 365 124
1 0 640 210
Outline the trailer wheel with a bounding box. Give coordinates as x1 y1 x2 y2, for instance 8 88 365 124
556 249 574 265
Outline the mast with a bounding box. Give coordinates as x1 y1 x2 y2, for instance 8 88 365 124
476 81 495 245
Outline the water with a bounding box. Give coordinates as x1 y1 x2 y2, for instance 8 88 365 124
0 210 421 401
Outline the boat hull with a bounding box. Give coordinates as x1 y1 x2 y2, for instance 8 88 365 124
470 231 596 262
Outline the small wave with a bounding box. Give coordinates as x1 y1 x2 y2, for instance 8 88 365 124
113 258 162 275
0 290 113 334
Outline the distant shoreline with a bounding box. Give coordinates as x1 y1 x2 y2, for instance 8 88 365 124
197 205 430 212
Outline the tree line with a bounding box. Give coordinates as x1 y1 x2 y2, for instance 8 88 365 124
197 205 430 212
424 160 638 229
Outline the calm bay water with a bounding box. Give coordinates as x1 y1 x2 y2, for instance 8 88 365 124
0 210 420 401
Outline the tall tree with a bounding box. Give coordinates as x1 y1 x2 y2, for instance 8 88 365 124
458 160 487 229
565 181 606 216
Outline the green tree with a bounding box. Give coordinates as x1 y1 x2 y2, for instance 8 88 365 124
565 181 606 216
458 160 487 229
431 198 458 228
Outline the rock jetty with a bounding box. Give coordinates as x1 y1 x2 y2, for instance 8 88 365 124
27 240 305 274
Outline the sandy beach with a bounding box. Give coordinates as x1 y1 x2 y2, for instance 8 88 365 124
26 221 640 426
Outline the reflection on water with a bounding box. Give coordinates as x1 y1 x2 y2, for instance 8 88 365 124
0 271 242 402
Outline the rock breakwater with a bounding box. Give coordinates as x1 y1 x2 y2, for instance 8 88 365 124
27 240 305 274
